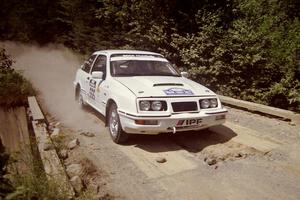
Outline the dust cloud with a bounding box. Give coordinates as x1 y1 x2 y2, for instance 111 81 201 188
1 41 105 133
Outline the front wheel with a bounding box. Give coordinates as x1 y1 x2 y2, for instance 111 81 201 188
108 103 129 144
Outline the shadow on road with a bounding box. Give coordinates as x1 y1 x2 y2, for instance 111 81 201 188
125 125 237 154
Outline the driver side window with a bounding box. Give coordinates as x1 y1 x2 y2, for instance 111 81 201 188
91 55 107 79
82 55 96 73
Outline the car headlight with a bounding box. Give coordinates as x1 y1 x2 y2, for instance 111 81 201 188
210 98 218 108
151 101 162 111
139 101 151 111
139 100 167 111
200 99 210 109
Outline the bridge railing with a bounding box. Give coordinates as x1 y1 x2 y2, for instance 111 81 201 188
219 95 300 125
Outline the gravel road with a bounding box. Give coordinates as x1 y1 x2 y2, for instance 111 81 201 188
3 42 300 200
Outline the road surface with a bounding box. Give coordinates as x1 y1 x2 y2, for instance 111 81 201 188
3 42 300 200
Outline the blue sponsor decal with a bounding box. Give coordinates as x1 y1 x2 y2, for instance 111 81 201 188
163 88 194 95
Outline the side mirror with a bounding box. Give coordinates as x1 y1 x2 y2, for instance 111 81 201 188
181 71 189 78
92 71 103 79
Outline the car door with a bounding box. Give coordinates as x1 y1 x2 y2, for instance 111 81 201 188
80 54 97 104
88 54 107 114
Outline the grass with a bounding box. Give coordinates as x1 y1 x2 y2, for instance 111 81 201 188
5 146 71 200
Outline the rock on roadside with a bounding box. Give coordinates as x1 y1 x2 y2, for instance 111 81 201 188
66 163 84 178
289 121 296 126
59 149 68 160
204 157 217 166
43 142 54 151
70 176 83 194
156 157 167 163
54 122 61 127
68 138 79 150
50 128 60 138
80 131 95 137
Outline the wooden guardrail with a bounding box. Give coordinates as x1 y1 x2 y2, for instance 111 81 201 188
219 95 300 125
28 96 74 197
28 96 45 122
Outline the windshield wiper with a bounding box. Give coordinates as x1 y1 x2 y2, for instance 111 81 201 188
140 73 178 76
113 73 180 77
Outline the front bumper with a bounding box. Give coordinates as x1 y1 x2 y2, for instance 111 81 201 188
118 108 227 134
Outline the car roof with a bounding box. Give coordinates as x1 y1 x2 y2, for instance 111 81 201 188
93 50 163 57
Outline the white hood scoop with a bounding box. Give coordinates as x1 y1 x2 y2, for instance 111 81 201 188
153 83 184 87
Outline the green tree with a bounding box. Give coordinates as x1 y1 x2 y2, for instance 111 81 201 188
170 0 299 111
216 0 300 110
0 0 299 111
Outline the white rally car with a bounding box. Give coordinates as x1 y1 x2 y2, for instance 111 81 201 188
74 50 227 143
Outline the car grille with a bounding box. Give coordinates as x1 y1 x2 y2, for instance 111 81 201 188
171 102 198 112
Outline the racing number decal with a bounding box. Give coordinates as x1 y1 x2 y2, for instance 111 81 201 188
89 79 96 100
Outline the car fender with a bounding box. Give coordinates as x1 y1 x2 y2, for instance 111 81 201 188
105 79 137 115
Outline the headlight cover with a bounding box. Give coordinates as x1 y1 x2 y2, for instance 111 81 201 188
151 101 162 111
200 98 218 109
210 98 218 108
139 100 167 111
200 99 210 109
139 101 151 111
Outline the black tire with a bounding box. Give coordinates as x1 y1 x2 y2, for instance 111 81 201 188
77 88 86 109
108 103 129 144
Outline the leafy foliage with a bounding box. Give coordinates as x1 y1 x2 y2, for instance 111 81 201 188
0 48 35 107
211 0 300 110
0 49 14 73
0 0 299 111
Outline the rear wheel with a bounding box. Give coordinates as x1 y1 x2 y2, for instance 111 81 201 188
108 103 128 144
77 88 86 108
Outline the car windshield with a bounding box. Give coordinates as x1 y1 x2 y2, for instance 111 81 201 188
110 60 180 77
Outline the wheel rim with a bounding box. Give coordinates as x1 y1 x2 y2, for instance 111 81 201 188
109 109 119 137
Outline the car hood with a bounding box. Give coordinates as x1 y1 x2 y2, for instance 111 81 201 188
114 76 216 97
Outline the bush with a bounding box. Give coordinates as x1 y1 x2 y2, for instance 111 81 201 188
170 0 300 112
0 48 35 107
0 48 13 72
